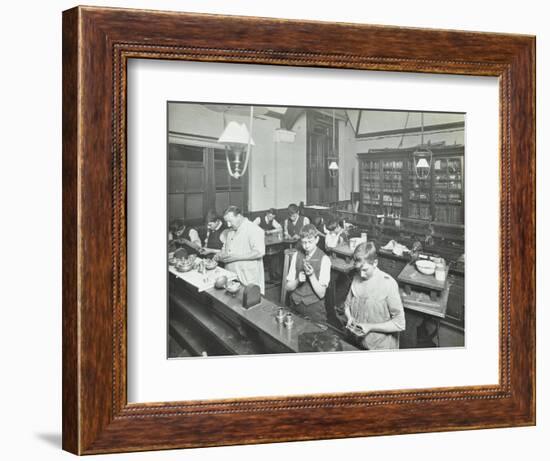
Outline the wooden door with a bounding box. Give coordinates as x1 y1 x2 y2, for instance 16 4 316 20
167 143 249 227
168 144 206 226
306 110 338 205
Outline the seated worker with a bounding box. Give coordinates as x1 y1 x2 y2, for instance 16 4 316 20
285 224 332 325
254 208 283 282
312 215 326 236
253 208 282 235
324 217 347 250
200 211 226 256
283 203 310 239
168 218 202 253
342 241 405 350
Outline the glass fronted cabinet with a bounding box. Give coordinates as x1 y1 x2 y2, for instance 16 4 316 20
357 144 464 225
433 157 463 224
360 159 380 214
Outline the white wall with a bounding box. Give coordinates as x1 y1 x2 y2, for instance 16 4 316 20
168 103 308 211
169 103 226 138
357 111 464 134
338 118 358 201
1 2 546 461
355 111 464 151
246 114 282 210
355 129 464 151
281 112 308 207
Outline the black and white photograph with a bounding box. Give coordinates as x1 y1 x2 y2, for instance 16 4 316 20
167 102 465 357
3 0 544 459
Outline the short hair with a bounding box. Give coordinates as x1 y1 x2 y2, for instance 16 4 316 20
169 218 185 233
326 217 343 232
205 210 221 224
223 205 242 217
353 241 377 265
288 203 299 214
299 224 319 240
267 208 277 215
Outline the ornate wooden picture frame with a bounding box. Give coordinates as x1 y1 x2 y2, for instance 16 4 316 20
62 6 535 455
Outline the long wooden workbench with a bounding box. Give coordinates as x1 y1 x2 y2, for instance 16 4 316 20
169 269 358 357
171 226 465 351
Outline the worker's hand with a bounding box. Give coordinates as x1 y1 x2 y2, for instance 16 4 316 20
357 323 371 336
345 316 354 329
213 252 225 262
298 271 307 283
303 262 314 277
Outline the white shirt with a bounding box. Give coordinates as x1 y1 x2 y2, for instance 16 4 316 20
253 216 282 230
325 230 343 249
252 216 281 229
169 228 201 246
188 228 201 246
286 248 332 287
223 218 266 294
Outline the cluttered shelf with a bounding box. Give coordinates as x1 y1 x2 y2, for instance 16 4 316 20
331 210 464 272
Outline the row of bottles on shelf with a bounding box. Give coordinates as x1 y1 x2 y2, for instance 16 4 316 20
364 203 460 223
383 194 403 207
362 191 380 205
363 183 402 192
434 158 462 193
435 177 462 190
434 158 461 173
362 203 463 225
409 190 430 201
408 203 431 220
363 192 404 205
363 159 405 169
360 155 463 224
382 160 404 170
434 191 462 204
360 207 404 224
434 205 463 224
365 158 462 174
383 161 403 187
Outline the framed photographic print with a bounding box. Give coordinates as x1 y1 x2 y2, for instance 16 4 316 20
62 5 535 455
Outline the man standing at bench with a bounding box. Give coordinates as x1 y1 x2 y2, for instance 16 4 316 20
215 205 266 294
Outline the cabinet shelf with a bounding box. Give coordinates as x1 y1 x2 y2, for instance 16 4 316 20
358 148 464 225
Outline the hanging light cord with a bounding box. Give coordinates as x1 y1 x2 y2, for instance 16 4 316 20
397 112 410 148
420 112 425 146
414 112 432 180
332 109 336 156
